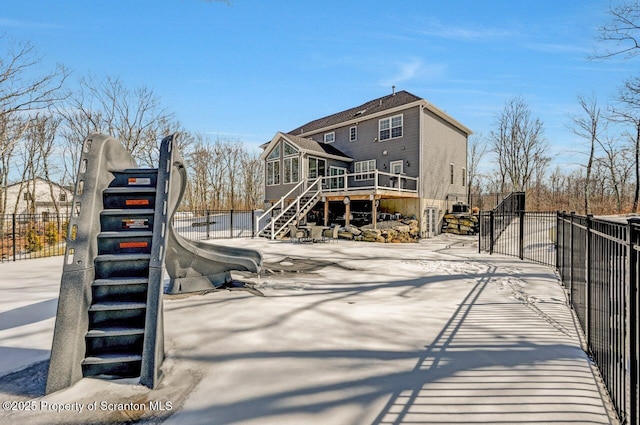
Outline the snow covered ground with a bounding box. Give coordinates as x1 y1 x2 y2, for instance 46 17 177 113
0 234 617 424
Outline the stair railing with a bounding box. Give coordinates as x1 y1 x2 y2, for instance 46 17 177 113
255 177 323 239
269 178 322 239
254 179 306 237
139 134 176 388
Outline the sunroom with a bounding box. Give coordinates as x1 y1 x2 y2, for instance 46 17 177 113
259 132 419 236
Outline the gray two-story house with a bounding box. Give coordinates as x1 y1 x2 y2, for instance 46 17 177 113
258 89 472 239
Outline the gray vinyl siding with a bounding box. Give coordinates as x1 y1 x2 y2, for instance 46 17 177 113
264 102 468 215
420 107 468 204
265 181 299 201
264 137 301 201
305 105 421 179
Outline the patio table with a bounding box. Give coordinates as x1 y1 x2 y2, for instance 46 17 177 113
301 225 330 242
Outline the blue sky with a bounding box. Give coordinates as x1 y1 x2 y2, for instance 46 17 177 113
2 0 638 168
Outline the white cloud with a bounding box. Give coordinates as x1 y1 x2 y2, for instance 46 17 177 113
0 17 64 30
379 59 446 87
417 18 513 41
524 42 591 54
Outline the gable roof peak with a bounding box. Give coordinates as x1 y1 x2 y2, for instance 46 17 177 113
260 131 352 162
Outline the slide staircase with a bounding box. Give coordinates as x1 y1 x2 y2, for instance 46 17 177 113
46 134 262 394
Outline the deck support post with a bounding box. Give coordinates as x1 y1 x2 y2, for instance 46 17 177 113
323 198 329 226
372 196 378 229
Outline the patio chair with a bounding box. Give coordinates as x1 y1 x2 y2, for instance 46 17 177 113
309 225 327 242
323 225 340 243
288 224 308 243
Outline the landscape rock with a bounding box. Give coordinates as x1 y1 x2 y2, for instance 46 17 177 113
338 231 354 240
343 225 362 236
442 213 479 235
340 220 419 243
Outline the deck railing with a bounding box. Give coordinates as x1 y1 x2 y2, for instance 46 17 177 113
321 169 418 194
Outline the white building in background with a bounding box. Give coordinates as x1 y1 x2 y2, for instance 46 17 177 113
3 178 73 216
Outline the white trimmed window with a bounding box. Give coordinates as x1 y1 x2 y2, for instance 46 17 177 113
324 132 335 143
354 159 376 181
267 145 280 160
462 167 466 186
349 126 357 142
282 141 299 184
450 163 454 185
283 141 298 156
308 157 326 179
283 157 299 184
267 160 280 186
379 114 403 141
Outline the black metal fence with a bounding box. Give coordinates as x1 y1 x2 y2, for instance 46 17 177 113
480 210 639 424
478 210 557 266
1 213 70 262
172 210 257 241
1 210 259 262
556 212 638 425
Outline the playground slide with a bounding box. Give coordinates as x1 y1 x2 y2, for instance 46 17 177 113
162 147 262 294
46 134 262 394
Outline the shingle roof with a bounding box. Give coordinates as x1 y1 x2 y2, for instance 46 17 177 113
283 133 352 160
260 132 353 161
288 90 422 135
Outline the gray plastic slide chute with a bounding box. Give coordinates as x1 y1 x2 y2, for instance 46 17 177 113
163 140 263 293
46 133 262 394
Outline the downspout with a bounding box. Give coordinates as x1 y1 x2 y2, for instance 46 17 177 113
301 152 307 191
418 104 425 238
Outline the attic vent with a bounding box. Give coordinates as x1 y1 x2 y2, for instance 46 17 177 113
354 109 367 117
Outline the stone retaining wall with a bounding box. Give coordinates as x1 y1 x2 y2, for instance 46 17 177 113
338 220 420 243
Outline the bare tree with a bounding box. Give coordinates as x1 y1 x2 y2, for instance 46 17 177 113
549 166 569 211
489 96 551 192
610 75 640 211
0 37 69 114
570 94 605 214
14 121 43 214
240 149 264 209
0 115 30 214
220 140 244 209
207 140 228 210
57 74 177 183
28 113 63 215
185 137 215 211
0 36 68 213
594 2 640 59
467 132 487 206
181 134 264 211
596 135 631 212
